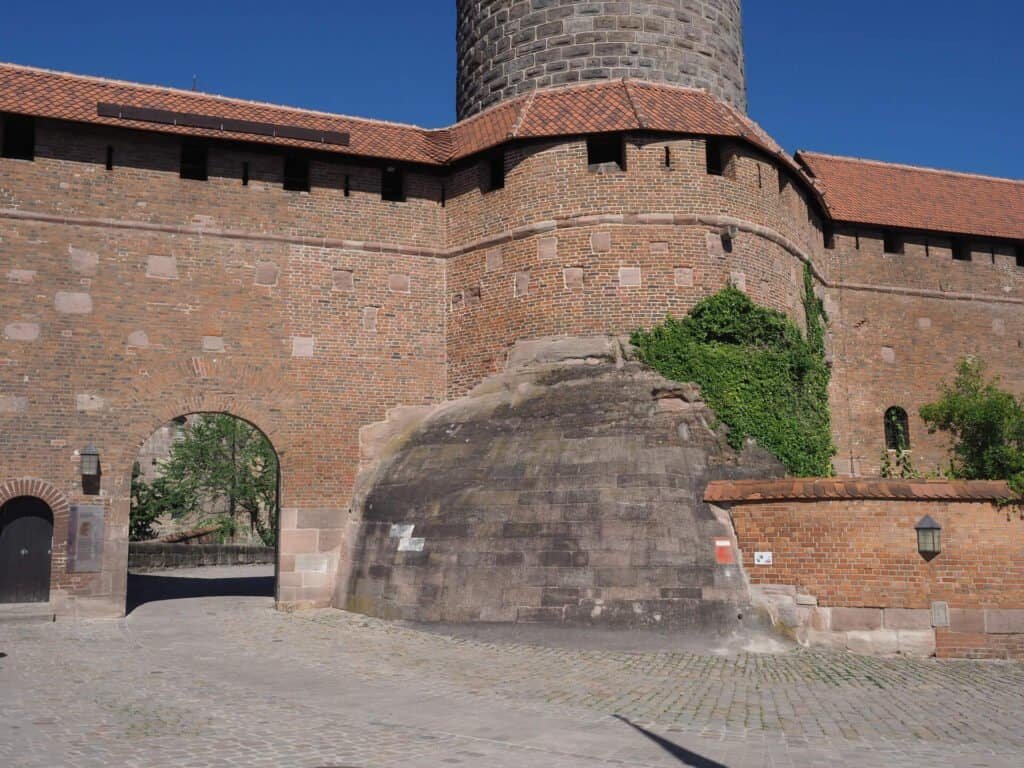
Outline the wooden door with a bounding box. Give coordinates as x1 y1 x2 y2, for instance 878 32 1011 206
0 497 53 603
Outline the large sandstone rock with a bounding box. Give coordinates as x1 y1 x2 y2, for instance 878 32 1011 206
342 336 784 632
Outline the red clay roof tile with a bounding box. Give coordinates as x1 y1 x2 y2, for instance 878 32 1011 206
798 151 1024 241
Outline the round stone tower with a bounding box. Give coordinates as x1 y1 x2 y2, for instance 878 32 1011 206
456 0 747 119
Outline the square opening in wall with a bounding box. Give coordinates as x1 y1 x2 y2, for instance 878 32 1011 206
587 134 624 172
705 137 726 176
1016 244 1024 268
283 156 310 192
485 150 505 191
382 166 405 201
2 114 35 160
952 238 971 262
883 231 904 255
180 140 208 181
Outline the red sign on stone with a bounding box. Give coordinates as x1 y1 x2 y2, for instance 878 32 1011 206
715 539 734 565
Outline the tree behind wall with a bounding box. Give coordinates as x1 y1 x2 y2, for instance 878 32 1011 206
130 415 279 545
920 357 1024 497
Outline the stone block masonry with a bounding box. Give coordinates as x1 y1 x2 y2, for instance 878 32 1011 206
456 0 747 117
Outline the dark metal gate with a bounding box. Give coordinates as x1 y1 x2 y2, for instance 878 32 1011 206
0 496 54 603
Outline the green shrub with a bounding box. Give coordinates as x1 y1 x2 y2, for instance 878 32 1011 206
631 267 834 476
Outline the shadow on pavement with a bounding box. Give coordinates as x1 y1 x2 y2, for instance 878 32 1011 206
615 715 729 768
127 572 275 614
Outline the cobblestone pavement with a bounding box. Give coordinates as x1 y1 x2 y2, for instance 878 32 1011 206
2 565 1023 767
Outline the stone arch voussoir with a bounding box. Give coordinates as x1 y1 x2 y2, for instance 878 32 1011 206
0 477 71 518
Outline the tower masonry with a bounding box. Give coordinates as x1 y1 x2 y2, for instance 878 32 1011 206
456 0 747 118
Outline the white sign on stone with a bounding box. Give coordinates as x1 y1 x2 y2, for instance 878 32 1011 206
754 551 773 566
397 537 426 552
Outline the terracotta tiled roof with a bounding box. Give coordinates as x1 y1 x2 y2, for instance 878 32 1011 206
798 151 1024 241
704 478 1014 504
0 62 815 186
0 62 443 164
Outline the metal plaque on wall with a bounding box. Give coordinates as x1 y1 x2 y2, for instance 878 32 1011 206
67 504 104 573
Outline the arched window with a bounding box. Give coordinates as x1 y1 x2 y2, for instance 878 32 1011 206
884 407 910 451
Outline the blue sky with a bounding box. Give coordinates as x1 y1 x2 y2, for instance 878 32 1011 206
2 1 1021 178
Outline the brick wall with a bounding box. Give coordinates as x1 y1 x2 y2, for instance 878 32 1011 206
824 228 1024 476
1 119 447 615
715 481 1024 658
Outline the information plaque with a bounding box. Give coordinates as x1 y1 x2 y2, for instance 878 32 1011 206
67 504 105 573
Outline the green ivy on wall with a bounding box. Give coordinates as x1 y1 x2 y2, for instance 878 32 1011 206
631 267 835 477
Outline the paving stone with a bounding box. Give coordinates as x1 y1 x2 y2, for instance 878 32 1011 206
1 565 1023 768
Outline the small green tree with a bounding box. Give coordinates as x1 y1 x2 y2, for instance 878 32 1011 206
130 415 279 546
920 357 1024 496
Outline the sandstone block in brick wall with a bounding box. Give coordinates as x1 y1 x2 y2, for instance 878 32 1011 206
537 237 558 261
362 306 378 331
883 608 932 631
388 273 411 293
0 394 28 413
618 267 641 287
674 267 694 288
254 262 279 286
949 608 985 633
126 330 149 348
6 268 36 283
332 269 354 291
485 248 503 272
202 336 225 352
291 336 315 358
729 271 746 291
897 630 936 658
515 271 530 297
847 629 899 656
563 267 584 290
75 393 107 412
985 609 1024 634
54 291 93 314
591 232 611 253
68 246 99 275
831 607 883 632
4 321 40 342
917 317 932 329
146 254 178 280
880 346 896 363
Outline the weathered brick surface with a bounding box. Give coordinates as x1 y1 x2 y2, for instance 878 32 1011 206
456 0 747 118
0 119 447 615
731 498 1024 658
823 229 1024 476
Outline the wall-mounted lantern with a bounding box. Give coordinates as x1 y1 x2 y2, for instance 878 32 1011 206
915 514 941 561
80 442 101 495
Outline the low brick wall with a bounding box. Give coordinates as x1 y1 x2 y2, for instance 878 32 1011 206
705 479 1024 659
129 543 276 571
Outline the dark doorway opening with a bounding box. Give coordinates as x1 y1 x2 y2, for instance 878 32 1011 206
0 497 54 603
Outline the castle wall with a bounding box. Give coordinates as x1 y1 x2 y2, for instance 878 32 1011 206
456 0 747 118
444 134 826 395
0 120 447 615
727 494 1024 659
824 229 1024 476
